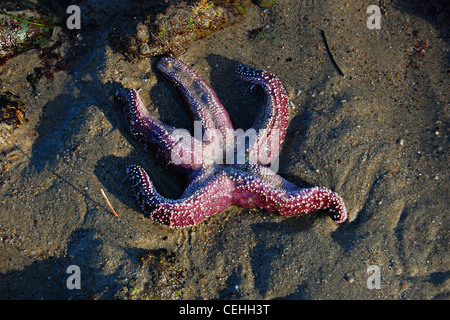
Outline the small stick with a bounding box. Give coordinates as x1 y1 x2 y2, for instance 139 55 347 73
414 40 429 57
100 189 119 218
320 29 345 77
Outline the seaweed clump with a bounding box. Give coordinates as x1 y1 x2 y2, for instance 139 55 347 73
0 91 25 129
0 91 25 146
0 0 56 65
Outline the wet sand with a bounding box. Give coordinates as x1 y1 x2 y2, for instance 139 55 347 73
0 0 448 299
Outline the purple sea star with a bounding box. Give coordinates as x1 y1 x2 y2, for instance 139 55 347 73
115 57 347 228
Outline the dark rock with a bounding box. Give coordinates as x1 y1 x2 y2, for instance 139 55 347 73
0 91 25 129
109 0 251 60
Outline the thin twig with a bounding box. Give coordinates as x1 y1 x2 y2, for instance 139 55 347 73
0 11 59 27
320 29 345 77
100 189 119 218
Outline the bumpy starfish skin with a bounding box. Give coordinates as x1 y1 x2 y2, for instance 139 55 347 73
116 57 347 228
157 57 234 140
116 87 203 169
235 65 289 165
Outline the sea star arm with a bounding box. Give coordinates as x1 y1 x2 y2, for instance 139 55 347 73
230 168 348 223
116 88 203 169
235 65 289 166
126 164 234 228
157 57 234 144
